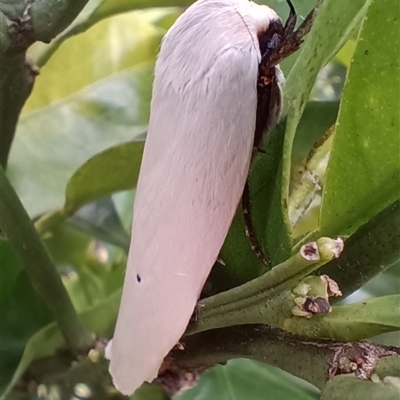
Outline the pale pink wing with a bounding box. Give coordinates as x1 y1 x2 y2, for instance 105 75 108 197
109 0 276 395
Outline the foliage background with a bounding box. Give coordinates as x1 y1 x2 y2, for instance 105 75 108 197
1 0 399 399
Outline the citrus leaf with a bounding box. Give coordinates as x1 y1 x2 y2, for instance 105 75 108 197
321 375 400 400
65 140 144 215
282 0 370 235
177 359 319 400
0 239 23 300
24 10 166 113
67 198 130 250
8 64 152 217
319 0 400 237
84 0 191 25
8 11 161 218
292 101 339 159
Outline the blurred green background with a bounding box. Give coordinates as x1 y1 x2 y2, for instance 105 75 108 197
1 0 399 399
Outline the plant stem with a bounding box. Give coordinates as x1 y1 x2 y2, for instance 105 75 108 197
189 238 343 334
0 54 35 168
165 325 400 396
198 252 320 319
189 290 294 335
34 207 66 236
0 166 92 351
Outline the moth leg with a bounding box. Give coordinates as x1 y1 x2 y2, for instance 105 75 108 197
279 3 317 58
259 2 296 71
293 4 317 40
242 180 271 267
260 33 280 68
261 2 316 71
254 68 282 149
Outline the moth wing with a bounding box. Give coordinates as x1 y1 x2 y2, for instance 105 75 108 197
109 1 261 395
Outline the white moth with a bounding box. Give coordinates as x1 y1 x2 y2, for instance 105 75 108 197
108 0 287 395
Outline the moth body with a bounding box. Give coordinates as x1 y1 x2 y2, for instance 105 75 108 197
108 0 284 395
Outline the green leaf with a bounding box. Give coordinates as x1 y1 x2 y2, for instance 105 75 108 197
68 197 130 251
113 190 136 233
0 241 53 395
86 0 191 24
29 4 182 68
321 375 400 400
0 239 23 300
1 289 121 399
177 359 319 400
335 39 358 68
376 355 400 380
131 383 169 400
361 262 400 299
65 140 144 215
282 0 370 236
254 128 290 265
292 101 339 159
8 64 152 217
8 10 164 218
24 10 166 113
283 295 400 341
319 0 400 237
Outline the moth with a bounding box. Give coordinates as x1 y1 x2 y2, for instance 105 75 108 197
108 0 315 395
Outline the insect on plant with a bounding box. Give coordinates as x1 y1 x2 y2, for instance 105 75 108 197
107 0 317 395
242 0 315 266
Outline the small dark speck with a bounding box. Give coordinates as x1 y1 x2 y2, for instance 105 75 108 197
364 49 369 55
136 274 141 283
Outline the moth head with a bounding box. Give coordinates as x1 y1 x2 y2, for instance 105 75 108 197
249 1 282 35
250 0 297 56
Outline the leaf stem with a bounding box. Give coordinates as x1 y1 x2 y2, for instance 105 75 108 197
34 207 66 235
0 166 92 351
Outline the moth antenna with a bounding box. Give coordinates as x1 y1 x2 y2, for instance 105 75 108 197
284 0 297 34
294 5 317 40
286 0 296 19
242 181 271 267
